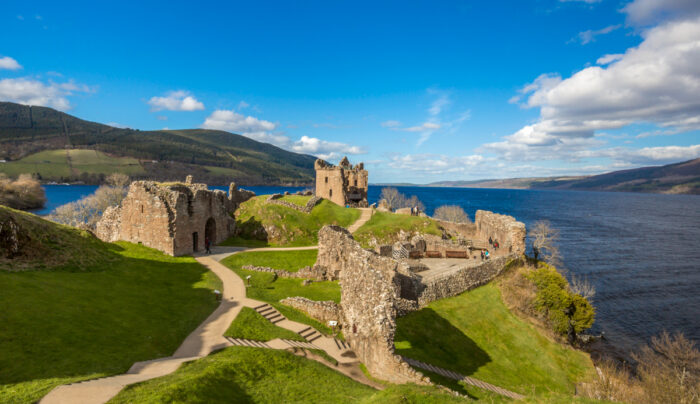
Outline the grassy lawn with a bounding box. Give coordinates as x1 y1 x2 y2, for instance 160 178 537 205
279 194 310 206
225 307 304 342
224 249 317 272
394 282 596 400
353 211 442 248
0 222 221 404
108 347 469 404
228 196 361 246
221 250 339 334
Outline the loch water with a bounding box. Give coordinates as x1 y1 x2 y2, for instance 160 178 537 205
37 184 700 359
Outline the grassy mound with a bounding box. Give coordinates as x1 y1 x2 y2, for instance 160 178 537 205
0 239 221 403
222 250 339 334
225 307 304 342
108 347 470 404
225 196 361 247
0 205 117 271
224 249 317 273
394 282 596 400
353 211 442 248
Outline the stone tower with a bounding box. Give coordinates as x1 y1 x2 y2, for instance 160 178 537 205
314 157 368 207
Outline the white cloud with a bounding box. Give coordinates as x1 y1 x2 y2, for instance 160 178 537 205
576 144 700 165
0 56 22 70
381 120 401 128
237 101 249 109
596 53 624 65
386 153 485 175
291 135 366 160
622 0 700 27
400 122 441 132
0 77 93 110
574 24 621 45
201 109 281 141
429 94 450 116
147 90 204 111
493 16 700 164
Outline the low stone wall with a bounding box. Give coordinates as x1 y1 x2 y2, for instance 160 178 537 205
265 195 323 213
280 297 342 326
475 210 526 255
436 219 476 239
417 256 513 306
241 264 324 280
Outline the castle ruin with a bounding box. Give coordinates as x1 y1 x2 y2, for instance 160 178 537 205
314 156 368 207
96 177 254 256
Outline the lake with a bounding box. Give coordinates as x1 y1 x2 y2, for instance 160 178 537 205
36 184 700 360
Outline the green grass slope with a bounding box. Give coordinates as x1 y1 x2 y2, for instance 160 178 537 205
108 347 469 404
353 211 442 248
222 250 339 335
395 282 596 401
0 101 316 185
0 209 221 403
227 195 361 247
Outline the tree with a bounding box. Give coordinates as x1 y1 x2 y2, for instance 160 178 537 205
434 205 470 223
529 220 561 266
106 173 130 187
0 173 46 210
379 187 403 210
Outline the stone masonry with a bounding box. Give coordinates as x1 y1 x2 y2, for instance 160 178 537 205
475 210 526 254
314 156 368 207
96 178 254 256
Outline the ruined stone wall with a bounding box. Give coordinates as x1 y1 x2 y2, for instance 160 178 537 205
265 194 323 213
318 225 428 384
417 256 513 306
241 264 325 280
96 179 245 256
280 297 342 326
436 219 477 240
475 210 526 254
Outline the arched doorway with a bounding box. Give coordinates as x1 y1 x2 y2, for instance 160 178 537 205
205 217 216 245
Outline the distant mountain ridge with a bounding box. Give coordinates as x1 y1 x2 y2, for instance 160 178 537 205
0 102 316 185
426 159 700 195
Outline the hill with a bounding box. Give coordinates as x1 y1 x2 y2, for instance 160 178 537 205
0 102 317 185
427 158 700 195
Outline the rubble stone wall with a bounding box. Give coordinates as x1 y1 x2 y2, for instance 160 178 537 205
96 178 252 256
241 264 325 280
280 297 342 326
318 225 427 384
475 210 526 254
417 256 513 306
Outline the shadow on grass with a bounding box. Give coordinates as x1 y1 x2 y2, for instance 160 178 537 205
0 242 221 402
395 308 491 378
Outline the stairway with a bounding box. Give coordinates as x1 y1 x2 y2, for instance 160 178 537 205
333 338 351 351
254 303 285 324
281 339 320 349
225 337 271 348
297 326 323 342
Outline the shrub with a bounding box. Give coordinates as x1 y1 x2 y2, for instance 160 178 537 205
0 174 46 210
526 262 595 336
433 205 470 223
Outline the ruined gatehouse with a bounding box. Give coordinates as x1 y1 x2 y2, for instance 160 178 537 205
314 156 368 207
96 176 254 256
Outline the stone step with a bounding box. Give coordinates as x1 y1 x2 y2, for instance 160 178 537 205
257 307 274 316
334 338 351 350
282 339 319 350
226 337 270 348
253 303 268 310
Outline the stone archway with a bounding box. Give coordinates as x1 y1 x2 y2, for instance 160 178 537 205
205 217 216 245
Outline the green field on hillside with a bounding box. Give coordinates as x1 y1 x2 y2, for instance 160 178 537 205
0 209 221 403
353 211 443 248
395 282 596 401
222 250 338 335
225 196 361 246
108 347 469 404
0 149 145 179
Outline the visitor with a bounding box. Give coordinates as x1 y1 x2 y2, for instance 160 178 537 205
488 236 493 245
205 237 212 254
484 250 490 260
494 240 499 249
480 250 485 261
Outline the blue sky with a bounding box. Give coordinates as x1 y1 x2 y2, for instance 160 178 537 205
1 0 699 183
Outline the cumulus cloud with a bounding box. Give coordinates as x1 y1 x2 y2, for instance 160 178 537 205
291 135 366 160
577 144 700 165
492 16 700 164
147 90 204 111
622 0 700 27
0 56 22 70
574 24 621 45
0 77 93 110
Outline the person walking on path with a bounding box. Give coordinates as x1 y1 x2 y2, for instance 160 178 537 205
488 236 493 245
205 237 212 254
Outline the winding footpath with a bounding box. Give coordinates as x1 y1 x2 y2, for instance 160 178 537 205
40 208 374 404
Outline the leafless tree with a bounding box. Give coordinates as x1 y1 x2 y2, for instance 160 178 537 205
0 173 46 210
379 187 403 210
49 175 129 231
433 205 470 223
570 275 596 300
529 220 561 265
106 173 130 187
